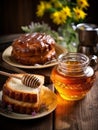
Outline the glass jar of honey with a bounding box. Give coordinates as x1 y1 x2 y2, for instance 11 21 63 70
51 53 96 101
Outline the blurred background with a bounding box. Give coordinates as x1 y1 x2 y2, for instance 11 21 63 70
0 0 98 35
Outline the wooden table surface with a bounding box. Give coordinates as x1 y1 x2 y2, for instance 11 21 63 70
0 34 98 130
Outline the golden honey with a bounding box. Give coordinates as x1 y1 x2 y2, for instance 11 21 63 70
51 53 95 101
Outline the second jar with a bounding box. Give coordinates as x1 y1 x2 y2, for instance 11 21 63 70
51 53 95 101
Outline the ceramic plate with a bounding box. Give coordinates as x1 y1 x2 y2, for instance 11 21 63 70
2 44 67 69
0 86 57 120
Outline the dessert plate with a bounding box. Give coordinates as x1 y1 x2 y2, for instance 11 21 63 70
0 86 57 120
2 44 67 69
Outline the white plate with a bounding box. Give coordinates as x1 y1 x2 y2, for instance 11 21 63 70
2 44 67 69
0 86 57 120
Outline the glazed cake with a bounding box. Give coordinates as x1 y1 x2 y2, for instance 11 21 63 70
11 33 56 65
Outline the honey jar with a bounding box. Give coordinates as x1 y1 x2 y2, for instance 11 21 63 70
51 53 96 101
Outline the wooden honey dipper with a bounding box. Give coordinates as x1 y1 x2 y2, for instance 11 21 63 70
0 71 43 88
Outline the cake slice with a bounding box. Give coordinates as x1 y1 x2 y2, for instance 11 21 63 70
2 74 44 114
2 94 40 114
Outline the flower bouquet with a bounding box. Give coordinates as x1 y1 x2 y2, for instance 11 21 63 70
22 0 89 52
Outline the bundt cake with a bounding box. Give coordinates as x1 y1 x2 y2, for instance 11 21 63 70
11 33 56 65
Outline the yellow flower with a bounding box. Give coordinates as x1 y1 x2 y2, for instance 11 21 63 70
51 0 63 8
62 6 72 18
73 7 87 20
45 2 52 9
36 1 45 17
77 0 89 9
50 6 72 25
50 11 67 25
36 1 51 17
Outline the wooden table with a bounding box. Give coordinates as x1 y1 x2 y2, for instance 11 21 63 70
0 34 98 130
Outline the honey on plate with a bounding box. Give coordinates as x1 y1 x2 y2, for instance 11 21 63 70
51 53 96 101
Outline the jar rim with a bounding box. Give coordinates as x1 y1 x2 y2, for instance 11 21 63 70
58 52 90 66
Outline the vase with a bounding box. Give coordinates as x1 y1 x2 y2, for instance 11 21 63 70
57 23 79 52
